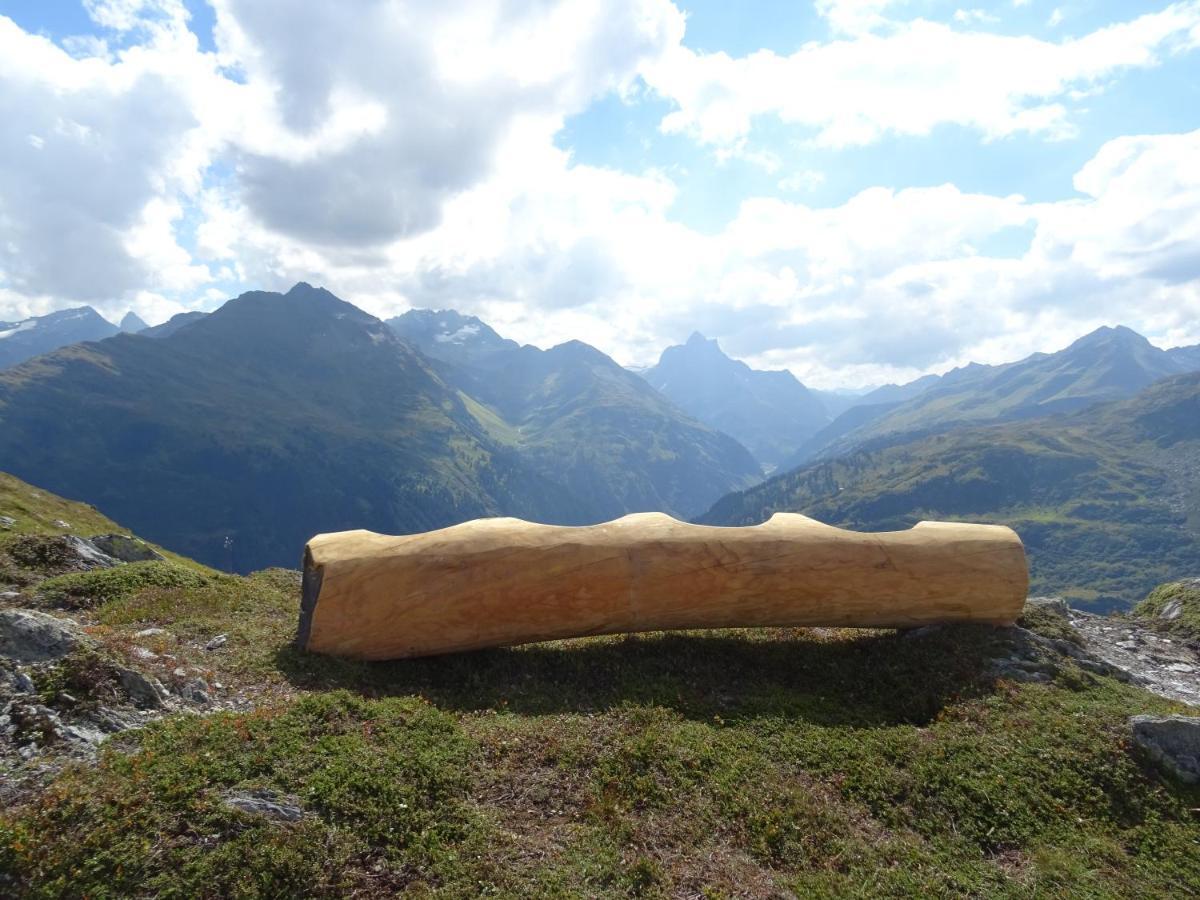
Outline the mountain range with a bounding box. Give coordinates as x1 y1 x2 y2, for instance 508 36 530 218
782 325 1200 469
0 305 151 370
0 286 757 571
1 283 1198 603
701 370 1200 609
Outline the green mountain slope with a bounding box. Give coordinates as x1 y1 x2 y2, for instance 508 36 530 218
0 285 578 571
791 325 1196 468
391 311 763 520
701 372 1200 610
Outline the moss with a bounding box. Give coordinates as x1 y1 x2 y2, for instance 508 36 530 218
1017 603 1083 645
1133 579 1200 642
0 692 479 897
3 569 1200 896
36 561 211 610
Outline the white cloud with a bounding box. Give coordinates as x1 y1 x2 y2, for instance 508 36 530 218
815 1 913 34
777 170 826 193
953 8 1000 25
642 2 1200 151
1 0 1199 391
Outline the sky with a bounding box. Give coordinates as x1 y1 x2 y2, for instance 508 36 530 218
0 0 1198 388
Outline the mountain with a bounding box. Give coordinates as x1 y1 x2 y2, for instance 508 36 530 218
640 332 830 470
858 373 942 406
1168 342 1200 371
700 371 1200 610
0 285 581 571
0 287 758 570
792 325 1195 466
385 309 519 370
119 311 148 333
390 311 762 521
141 310 208 338
0 307 118 370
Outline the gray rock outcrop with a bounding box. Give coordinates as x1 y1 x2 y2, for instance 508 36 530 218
88 534 164 563
0 609 87 662
1129 715 1200 783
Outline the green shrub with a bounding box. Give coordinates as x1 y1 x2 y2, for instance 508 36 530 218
36 561 211 609
1133 579 1200 642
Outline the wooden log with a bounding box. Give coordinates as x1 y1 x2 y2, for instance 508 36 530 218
297 512 1028 660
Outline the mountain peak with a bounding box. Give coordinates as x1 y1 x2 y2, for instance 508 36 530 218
1069 324 1152 351
120 311 148 333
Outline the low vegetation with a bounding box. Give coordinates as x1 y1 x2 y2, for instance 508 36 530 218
1134 579 1200 644
3 476 1199 896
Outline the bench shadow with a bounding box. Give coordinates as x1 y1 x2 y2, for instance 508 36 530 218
273 624 1008 728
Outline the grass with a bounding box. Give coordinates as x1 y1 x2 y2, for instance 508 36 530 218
1133 579 1200 643
35 562 212 610
3 478 1200 896
0 472 123 537
4 589 1200 896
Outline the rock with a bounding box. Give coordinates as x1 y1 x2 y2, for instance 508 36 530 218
14 671 35 694
1026 596 1071 618
135 627 167 638
61 723 107 746
1160 599 1183 622
0 609 85 662
52 519 71 529
117 667 170 709
62 536 120 569
222 789 306 822
1130 715 1200 784
0 516 15 529
0 591 20 601
88 534 165 563
205 634 228 651
179 678 211 705
131 647 158 661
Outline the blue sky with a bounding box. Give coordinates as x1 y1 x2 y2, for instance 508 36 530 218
1 0 1199 387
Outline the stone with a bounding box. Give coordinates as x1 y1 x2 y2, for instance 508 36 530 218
179 678 211 705
14 671 35 694
205 634 228 650
117 667 170 709
135 627 167 638
88 534 165 563
0 516 15 529
61 723 107 746
52 519 71 529
1130 715 1200 784
1025 596 1071 618
62 536 120 569
222 789 306 822
0 591 20 601
1160 599 1183 621
0 609 85 662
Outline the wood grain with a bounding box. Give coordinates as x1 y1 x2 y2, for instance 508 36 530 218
298 512 1028 660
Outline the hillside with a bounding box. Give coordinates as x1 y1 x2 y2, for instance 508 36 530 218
2 476 1199 896
0 307 118 371
391 311 762 520
0 287 758 572
0 285 580 572
641 332 830 471
788 325 1198 468
701 372 1200 610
